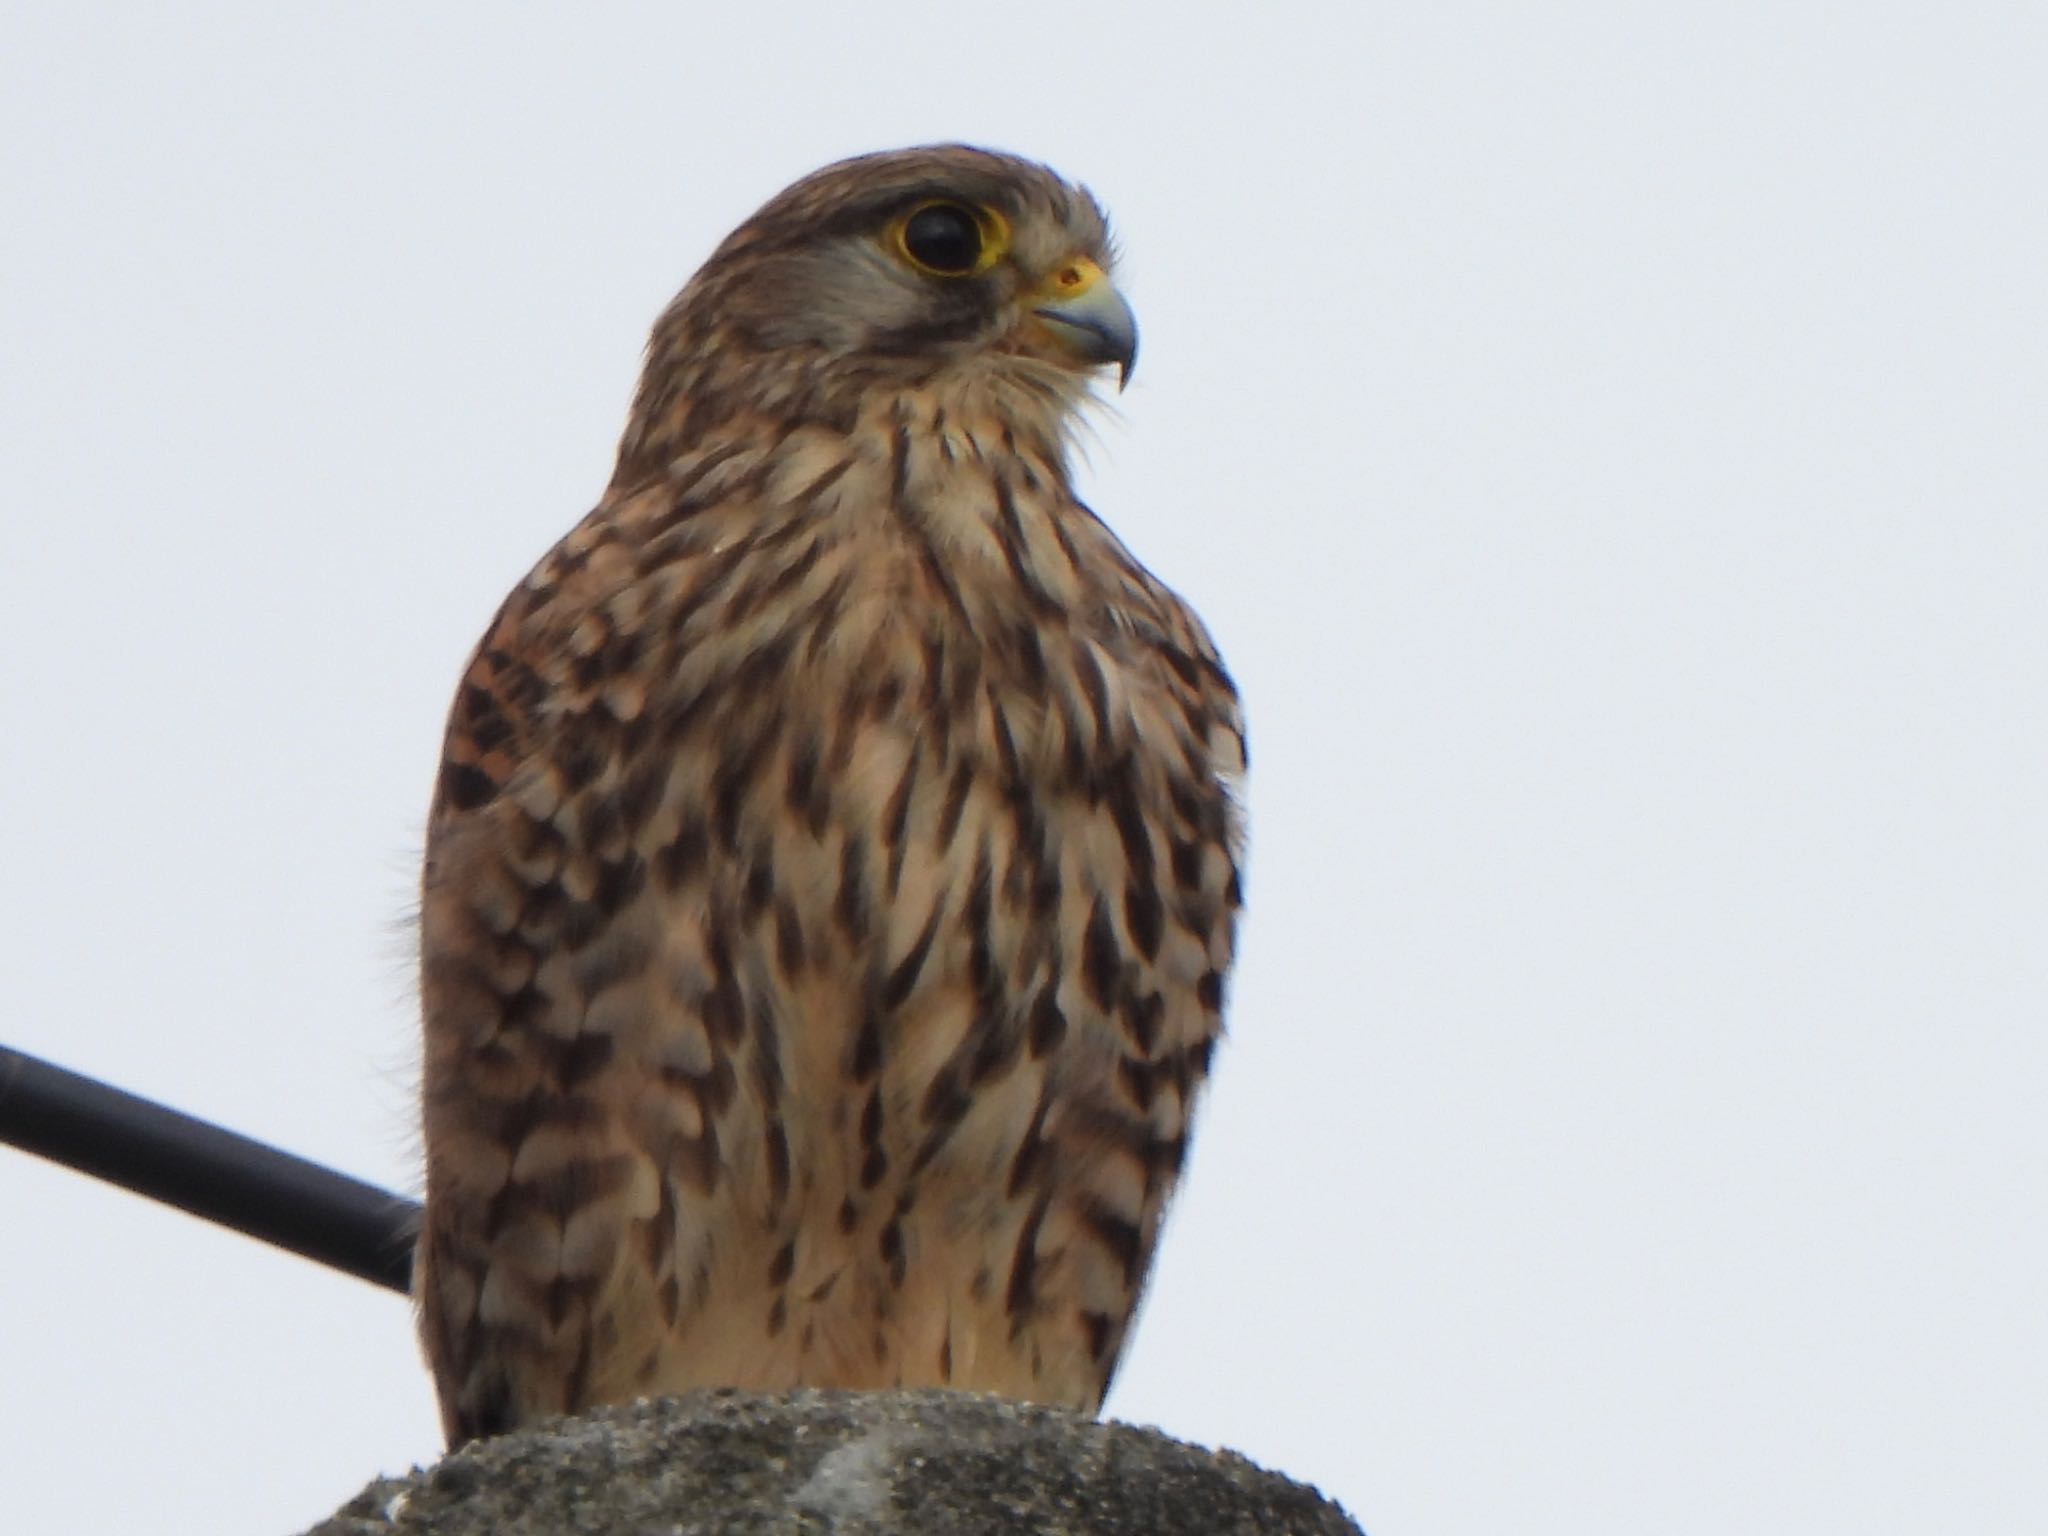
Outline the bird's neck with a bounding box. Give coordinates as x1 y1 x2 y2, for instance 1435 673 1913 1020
609 314 1092 497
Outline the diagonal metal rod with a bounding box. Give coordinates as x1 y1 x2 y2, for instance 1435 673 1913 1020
0 1044 418 1295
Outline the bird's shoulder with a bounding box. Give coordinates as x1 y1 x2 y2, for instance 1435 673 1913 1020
429 407 1240 831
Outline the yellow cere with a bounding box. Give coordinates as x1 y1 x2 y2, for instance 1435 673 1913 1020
1038 256 1105 300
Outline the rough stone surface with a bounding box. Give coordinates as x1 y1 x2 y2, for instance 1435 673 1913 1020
304 1388 1363 1535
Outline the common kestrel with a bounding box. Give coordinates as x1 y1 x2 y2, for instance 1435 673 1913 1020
415 145 1245 1445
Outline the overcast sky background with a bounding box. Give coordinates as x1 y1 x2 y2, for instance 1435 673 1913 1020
2 5 2042 1533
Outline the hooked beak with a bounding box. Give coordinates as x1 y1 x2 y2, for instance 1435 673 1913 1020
1027 256 1138 389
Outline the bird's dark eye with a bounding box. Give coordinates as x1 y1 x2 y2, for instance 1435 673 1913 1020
897 202 990 276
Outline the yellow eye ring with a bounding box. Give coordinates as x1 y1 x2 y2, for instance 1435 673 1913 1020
891 200 1011 277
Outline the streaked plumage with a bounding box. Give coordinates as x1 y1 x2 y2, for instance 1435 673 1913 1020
415 145 1244 1445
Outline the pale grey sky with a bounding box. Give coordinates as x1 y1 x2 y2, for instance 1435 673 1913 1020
2 5 2042 1533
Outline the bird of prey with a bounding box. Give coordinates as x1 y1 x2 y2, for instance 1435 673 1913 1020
415 145 1245 1445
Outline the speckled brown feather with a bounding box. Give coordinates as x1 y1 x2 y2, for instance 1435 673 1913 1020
416 146 1244 1445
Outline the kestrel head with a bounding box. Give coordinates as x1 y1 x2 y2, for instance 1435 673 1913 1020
618 146 1136 479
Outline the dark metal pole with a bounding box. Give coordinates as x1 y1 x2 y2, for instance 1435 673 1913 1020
0 1044 418 1295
